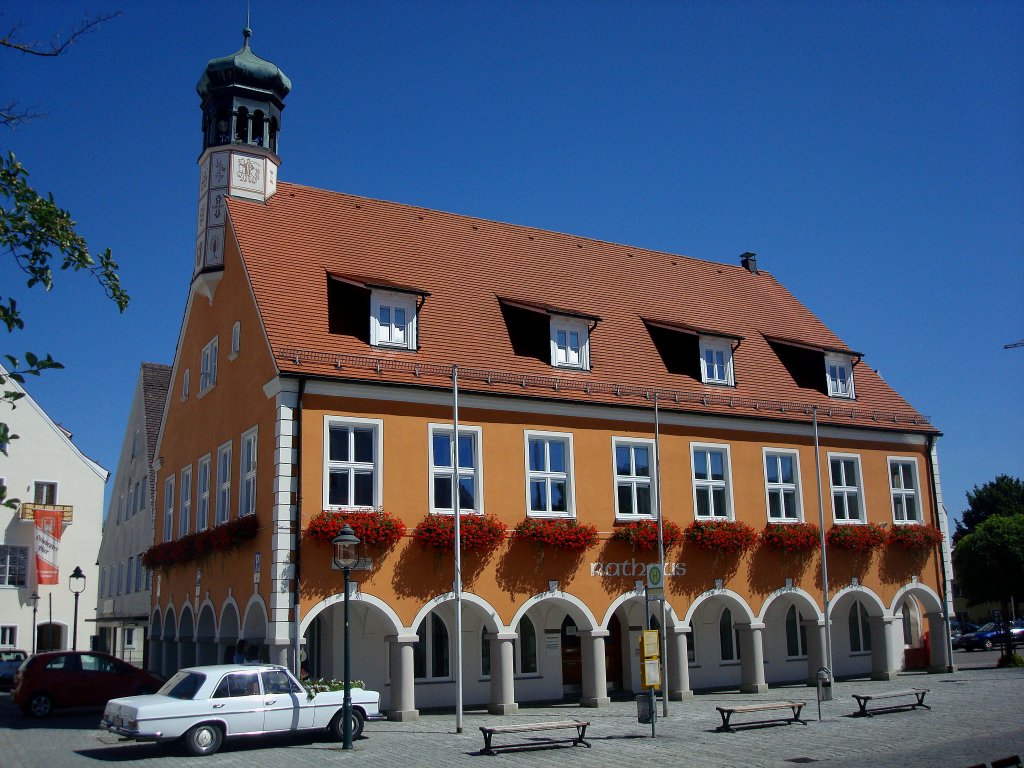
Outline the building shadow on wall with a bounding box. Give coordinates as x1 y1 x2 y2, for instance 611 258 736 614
746 544 817 598
390 540 493 599
671 543 743 599
494 540 585 599
813 548 873 590
878 546 932 586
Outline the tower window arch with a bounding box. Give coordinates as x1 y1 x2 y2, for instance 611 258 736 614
251 110 265 147
234 107 249 144
269 116 279 152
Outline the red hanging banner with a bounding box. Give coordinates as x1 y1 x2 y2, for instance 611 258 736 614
34 508 63 585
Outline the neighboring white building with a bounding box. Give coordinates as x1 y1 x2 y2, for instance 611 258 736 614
0 364 107 653
95 363 171 666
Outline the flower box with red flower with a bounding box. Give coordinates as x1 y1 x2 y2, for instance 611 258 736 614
683 519 757 554
825 522 887 551
611 519 684 550
513 518 599 551
412 513 506 553
142 514 259 570
760 522 820 553
306 509 407 550
887 523 943 550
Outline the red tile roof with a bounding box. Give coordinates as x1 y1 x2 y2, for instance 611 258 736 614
227 184 934 433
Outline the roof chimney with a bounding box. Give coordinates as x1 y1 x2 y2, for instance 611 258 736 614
740 252 758 274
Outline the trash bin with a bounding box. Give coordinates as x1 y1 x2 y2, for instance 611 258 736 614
816 668 833 702
636 693 652 724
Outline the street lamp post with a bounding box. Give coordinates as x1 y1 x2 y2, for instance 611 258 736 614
331 525 361 751
69 566 86 651
29 592 40 654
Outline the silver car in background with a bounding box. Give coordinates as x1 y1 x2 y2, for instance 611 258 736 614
101 664 383 756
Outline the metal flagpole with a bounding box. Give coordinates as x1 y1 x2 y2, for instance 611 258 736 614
654 393 669 717
812 406 834 676
452 365 464 734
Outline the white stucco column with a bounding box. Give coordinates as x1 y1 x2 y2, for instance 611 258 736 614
869 615 899 681
667 627 692 699
579 629 610 708
386 634 419 721
926 611 951 673
488 632 518 715
805 618 828 685
739 622 768 693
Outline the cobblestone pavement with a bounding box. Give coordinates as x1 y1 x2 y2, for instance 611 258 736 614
1 668 1022 768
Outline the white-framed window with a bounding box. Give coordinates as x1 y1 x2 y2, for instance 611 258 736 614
229 321 241 359
135 555 143 592
99 567 107 597
699 336 734 386
825 353 855 399
108 567 116 598
124 628 137 649
216 442 232 524
786 605 808 658
849 600 872 653
130 429 139 462
763 448 801 521
126 557 134 594
525 431 574 517
127 484 135 520
197 454 211 530
199 337 219 394
33 481 57 505
117 561 124 595
163 476 174 541
180 466 193 537
370 291 417 350
144 564 152 591
430 424 482 514
182 368 190 400
413 612 451 680
888 457 921 523
691 443 732 519
549 317 590 370
0 545 28 587
116 493 124 524
829 453 864 523
719 607 740 662
0 625 16 646
324 417 382 509
613 437 654 518
239 428 257 516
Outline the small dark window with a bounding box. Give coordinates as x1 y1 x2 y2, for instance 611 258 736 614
234 107 250 144
251 110 265 147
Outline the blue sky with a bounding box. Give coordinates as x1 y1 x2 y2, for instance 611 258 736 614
2 1 1022 523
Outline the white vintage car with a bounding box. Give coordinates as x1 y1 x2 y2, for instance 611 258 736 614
100 664 383 756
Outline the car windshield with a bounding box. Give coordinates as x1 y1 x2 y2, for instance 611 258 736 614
158 671 207 700
976 623 999 632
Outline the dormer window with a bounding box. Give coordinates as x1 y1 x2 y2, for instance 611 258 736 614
370 291 417 350
825 354 855 398
699 336 734 386
550 317 590 370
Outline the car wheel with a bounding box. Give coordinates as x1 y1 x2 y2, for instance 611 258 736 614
983 639 994 651
328 709 365 741
27 693 53 718
183 723 223 756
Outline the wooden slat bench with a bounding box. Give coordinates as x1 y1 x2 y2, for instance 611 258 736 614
851 687 930 717
715 701 807 732
479 720 591 755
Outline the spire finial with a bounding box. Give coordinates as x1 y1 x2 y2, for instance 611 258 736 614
242 0 252 46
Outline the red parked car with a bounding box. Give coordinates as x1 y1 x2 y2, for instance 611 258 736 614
12 651 164 717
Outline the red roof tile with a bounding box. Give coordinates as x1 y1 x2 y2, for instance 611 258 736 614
226 184 934 433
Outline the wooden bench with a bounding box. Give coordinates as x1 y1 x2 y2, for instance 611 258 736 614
715 701 807 732
479 720 591 755
851 687 930 717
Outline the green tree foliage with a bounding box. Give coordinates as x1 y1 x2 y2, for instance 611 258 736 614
953 514 1024 605
955 474 1024 542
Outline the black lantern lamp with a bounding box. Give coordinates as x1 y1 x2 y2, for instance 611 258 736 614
69 566 86 651
331 524 361 749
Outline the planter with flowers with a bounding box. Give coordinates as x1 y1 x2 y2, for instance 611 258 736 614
683 519 757 554
513 518 599 551
887 524 944 550
412 513 508 554
611 519 684 551
143 514 259 571
306 509 407 551
825 523 887 552
760 522 820 554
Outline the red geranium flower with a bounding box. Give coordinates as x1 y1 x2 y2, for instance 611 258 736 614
683 519 757 554
611 519 684 550
513 518 599 551
825 523 887 551
760 522 821 553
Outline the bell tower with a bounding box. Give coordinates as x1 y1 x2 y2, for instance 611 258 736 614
193 27 291 293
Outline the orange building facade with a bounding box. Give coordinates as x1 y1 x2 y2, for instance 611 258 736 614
147 33 953 719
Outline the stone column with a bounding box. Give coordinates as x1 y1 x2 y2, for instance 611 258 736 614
926 611 951 673
269 641 289 667
804 618 828 686
869 615 899 681
488 632 519 715
739 623 768 693
386 634 419 721
579 629 610 708
667 627 693 699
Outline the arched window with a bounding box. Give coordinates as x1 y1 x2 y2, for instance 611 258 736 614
518 615 537 674
269 116 279 152
719 608 739 662
215 109 231 145
414 613 450 679
234 107 249 144
786 605 808 658
849 600 872 653
251 110 265 147
480 627 491 676
687 630 696 664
